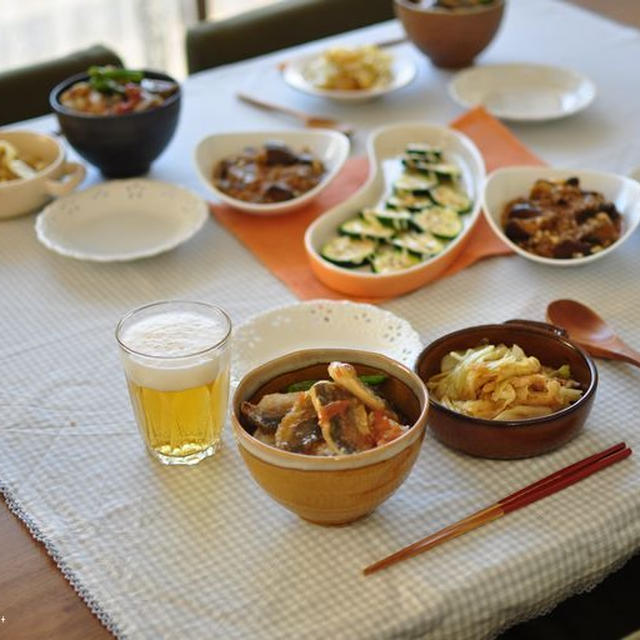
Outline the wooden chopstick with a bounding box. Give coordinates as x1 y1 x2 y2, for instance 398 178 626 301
363 442 631 576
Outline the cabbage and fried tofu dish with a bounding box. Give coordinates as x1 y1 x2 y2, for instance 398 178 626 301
240 362 410 455
427 344 583 420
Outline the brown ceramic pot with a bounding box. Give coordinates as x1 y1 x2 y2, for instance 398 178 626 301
394 0 505 69
415 320 597 459
231 349 428 525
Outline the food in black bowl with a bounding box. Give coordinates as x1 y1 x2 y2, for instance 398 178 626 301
50 66 181 178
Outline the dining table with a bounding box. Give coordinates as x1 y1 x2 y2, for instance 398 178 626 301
1 0 640 638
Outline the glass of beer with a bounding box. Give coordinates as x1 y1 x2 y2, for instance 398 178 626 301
116 300 232 466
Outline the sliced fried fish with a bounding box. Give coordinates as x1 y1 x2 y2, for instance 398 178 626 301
309 381 374 455
240 391 302 433
275 393 321 454
328 362 388 412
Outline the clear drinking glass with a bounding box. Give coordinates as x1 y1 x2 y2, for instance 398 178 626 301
116 300 232 466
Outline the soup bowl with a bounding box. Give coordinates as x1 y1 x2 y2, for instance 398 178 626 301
231 348 429 525
415 320 597 459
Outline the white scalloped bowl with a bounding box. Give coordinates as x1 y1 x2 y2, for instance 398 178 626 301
304 122 485 297
35 179 208 262
482 166 640 266
193 129 350 216
231 299 423 386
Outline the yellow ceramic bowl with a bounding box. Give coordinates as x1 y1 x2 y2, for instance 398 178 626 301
231 348 428 525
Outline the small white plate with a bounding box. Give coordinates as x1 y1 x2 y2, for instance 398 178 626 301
449 63 596 122
194 129 350 216
35 179 208 261
231 299 423 384
482 166 640 266
283 51 416 103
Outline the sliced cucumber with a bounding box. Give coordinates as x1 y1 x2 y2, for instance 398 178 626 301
415 163 462 180
405 143 442 162
339 215 394 240
411 206 462 239
430 185 472 213
387 194 433 212
362 207 412 230
321 235 376 267
391 231 444 256
394 172 437 195
371 244 421 273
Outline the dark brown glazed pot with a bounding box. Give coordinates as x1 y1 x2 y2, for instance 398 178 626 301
415 320 598 459
394 0 505 69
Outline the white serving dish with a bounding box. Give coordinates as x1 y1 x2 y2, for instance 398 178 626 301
0 130 85 220
482 166 640 266
193 129 350 216
282 50 416 103
231 299 423 386
449 63 596 122
304 122 485 298
35 179 208 261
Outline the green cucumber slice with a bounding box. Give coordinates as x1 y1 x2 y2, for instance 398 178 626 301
386 194 433 212
416 163 462 179
391 231 444 256
411 206 462 239
362 207 412 230
371 244 421 273
430 185 472 213
339 216 394 240
405 143 442 162
394 172 437 195
321 235 376 267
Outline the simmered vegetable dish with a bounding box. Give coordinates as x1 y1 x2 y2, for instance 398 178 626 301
320 143 472 273
240 362 410 455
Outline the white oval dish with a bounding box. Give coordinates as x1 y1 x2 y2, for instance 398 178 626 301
35 179 208 262
231 299 423 385
282 50 416 103
193 129 350 216
449 63 596 122
304 122 485 298
482 166 640 266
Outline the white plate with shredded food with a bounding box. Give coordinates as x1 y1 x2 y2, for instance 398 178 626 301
282 46 417 102
449 63 596 122
35 179 208 261
231 300 423 384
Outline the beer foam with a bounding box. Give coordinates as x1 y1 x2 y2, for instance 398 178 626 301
121 311 229 391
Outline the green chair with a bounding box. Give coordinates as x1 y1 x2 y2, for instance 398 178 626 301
0 44 123 126
186 0 395 74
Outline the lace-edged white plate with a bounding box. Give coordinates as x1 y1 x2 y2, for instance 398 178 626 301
232 300 423 384
35 179 208 261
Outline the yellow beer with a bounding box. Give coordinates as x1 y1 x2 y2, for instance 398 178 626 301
116 301 232 465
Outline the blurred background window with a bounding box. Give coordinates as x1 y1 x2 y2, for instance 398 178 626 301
0 0 284 79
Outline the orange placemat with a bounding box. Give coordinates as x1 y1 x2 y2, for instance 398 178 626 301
211 106 544 300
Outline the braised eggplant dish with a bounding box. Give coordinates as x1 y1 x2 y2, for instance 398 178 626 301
502 177 622 259
240 362 410 455
213 142 325 204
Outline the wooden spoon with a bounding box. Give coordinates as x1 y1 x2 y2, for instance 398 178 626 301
547 299 640 367
236 92 354 137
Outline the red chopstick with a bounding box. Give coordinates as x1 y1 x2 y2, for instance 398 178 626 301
363 442 631 576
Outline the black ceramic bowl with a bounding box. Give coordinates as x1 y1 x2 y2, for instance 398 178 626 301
416 320 598 459
50 70 181 178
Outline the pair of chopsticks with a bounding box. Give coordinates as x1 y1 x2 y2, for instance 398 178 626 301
363 442 632 576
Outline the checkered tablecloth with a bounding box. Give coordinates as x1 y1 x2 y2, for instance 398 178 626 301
2 1 640 638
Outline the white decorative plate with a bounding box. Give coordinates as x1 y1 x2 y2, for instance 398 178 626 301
231 300 423 384
35 179 208 261
282 51 416 103
449 63 596 122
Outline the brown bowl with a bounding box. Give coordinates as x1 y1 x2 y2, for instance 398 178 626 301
231 349 428 525
415 320 597 459
395 0 505 69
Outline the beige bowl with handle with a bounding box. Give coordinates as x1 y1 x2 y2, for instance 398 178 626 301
231 348 429 525
0 130 85 220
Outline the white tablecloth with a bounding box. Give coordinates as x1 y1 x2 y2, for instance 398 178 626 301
1 1 640 638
